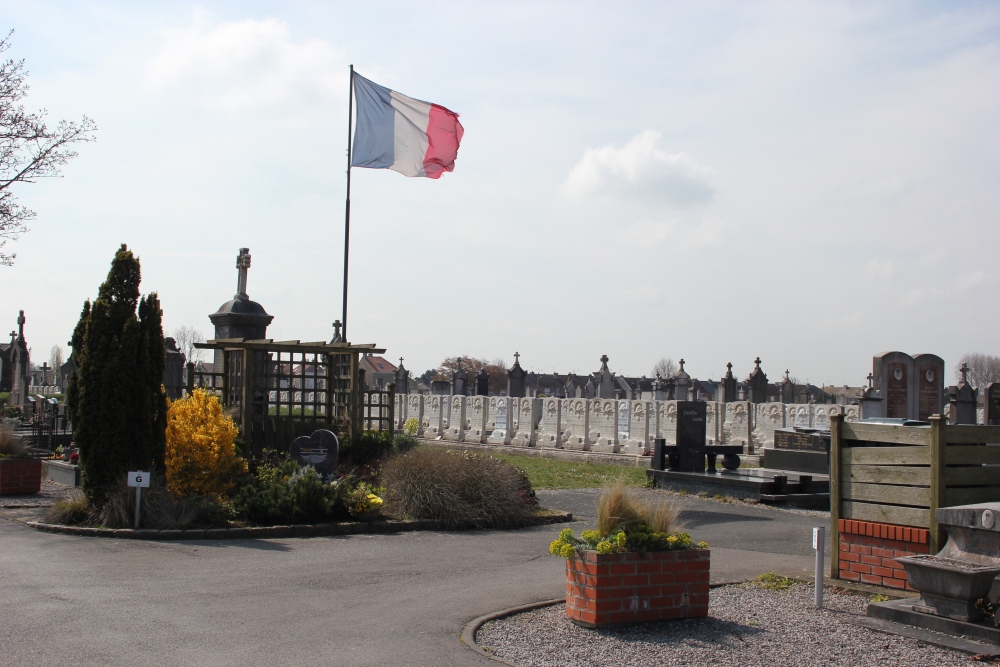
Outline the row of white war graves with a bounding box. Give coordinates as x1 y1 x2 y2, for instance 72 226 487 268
388 394 861 456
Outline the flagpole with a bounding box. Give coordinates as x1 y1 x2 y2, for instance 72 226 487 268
342 64 354 341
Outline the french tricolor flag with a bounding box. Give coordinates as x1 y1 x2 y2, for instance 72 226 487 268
351 72 464 179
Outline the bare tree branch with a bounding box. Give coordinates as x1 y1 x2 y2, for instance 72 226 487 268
0 30 97 265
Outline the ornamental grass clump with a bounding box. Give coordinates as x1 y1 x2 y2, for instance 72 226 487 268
164 389 247 498
551 481 705 558
379 448 537 529
0 422 27 457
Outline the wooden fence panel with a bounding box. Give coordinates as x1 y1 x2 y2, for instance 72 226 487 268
841 446 930 466
944 466 1000 486
841 422 929 446
946 446 1000 465
841 501 929 527
944 425 1000 444
841 464 930 486
841 482 929 506
945 487 1000 506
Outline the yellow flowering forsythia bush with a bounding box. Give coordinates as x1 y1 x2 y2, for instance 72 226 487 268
165 389 248 498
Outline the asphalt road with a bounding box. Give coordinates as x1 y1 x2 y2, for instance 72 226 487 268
0 489 829 667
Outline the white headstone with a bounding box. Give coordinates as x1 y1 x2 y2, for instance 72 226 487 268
487 397 511 445
442 395 466 442
465 396 489 443
589 398 619 452
561 398 589 450
536 397 562 448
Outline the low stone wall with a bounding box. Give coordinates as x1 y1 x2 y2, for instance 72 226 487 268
0 458 42 495
393 395 860 455
837 519 929 590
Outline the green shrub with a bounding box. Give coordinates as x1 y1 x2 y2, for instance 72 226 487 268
232 460 351 525
403 418 419 436
379 448 538 529
392 433 419 454
342 429 391 467
1 405 23 419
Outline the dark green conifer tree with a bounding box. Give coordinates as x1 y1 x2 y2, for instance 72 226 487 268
67 244 166 506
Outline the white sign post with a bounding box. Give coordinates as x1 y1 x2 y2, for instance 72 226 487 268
812 526 825 608
127 471 150 529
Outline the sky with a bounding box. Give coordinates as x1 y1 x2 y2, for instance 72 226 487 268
1 1 999 387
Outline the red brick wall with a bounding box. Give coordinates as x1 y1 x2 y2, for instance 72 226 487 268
565 549 710 627
837 519 929 590
0 458 42 495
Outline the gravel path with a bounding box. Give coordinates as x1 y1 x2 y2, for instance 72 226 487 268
478 583 970 667
0 479 78 508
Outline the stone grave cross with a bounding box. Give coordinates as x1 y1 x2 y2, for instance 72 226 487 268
867 372 874 388
514 351 520 364
235 248 251 299
17 310 25 338
960 363 970 385
331 320 343 343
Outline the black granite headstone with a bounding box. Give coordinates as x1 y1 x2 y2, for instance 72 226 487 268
476 368 490 396
289 429 339 476
987 383 1000 426
676 401 706 472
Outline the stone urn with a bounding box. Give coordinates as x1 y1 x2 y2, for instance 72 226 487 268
897 555 1000 621
899 502 1000 622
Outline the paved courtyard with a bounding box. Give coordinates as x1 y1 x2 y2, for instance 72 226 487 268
1 489 826 666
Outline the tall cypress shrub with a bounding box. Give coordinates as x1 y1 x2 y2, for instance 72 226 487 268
67 244 167 506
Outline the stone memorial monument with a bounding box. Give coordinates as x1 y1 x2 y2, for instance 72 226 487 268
507 353 526 398
873 351 945 421
986 382 1000 426
675 401 707 472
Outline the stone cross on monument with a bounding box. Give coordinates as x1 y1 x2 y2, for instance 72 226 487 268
867 372 874 388
960 363 970 385
754 356 762 370
235 248 251 299
726 362 733 375
331 320 343 343
514 351 520 363
678 359 685 372
17 310 25 339
399 357 404 366
784 369 790 381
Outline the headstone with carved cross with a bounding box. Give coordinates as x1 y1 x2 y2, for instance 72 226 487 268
949 362 979 425
748 357 768 404
507 352 527 398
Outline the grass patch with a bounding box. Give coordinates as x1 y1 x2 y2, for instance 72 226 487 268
870 593 890 603
751 572 797 591
480 451 647 489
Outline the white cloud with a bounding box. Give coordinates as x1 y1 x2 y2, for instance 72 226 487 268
145 14 343 109
955 270 990 291
865 258 896 284
563 131 715 206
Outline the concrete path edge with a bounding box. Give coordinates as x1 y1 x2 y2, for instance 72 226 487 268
0 510 572 540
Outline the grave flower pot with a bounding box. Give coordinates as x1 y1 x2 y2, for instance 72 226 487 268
565 549 710 627
0 457 43 495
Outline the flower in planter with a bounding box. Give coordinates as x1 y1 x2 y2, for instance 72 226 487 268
347 482 384 517
69 452 79 465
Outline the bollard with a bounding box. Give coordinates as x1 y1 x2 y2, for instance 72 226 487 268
813 526 825 608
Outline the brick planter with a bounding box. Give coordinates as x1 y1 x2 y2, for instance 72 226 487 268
837 519 929 590
565 549 710 627
0 457 43 495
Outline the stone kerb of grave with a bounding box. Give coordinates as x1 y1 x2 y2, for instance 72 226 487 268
289 430 339 476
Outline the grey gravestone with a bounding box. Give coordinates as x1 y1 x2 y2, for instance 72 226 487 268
476 367 489 396
913 353 945 420
985 383 1000 426
395 358 409 395
949 363 979 425
675 401 706 472
748 357 768 404
874 351 913 419
430 380 450 395
507 352 527 398
859 372 883 419
722 363 737 403
289 430 339 476
452 359 468 396
780 370 794 404
673 360 690 401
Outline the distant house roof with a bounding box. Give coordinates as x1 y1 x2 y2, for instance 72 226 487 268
363 356 397 374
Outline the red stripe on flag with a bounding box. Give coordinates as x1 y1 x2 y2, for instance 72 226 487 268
422 104 464 179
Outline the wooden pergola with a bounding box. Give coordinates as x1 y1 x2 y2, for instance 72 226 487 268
191 337 386 455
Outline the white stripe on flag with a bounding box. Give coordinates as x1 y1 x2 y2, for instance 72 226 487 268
389 91 431 177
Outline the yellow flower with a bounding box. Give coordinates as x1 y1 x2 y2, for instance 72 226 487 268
596 541 613 554
560 544 575 558
164 389 246 498
549 540 563 555
616 532 627 548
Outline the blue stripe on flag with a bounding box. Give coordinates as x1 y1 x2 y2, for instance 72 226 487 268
352 73 395 169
